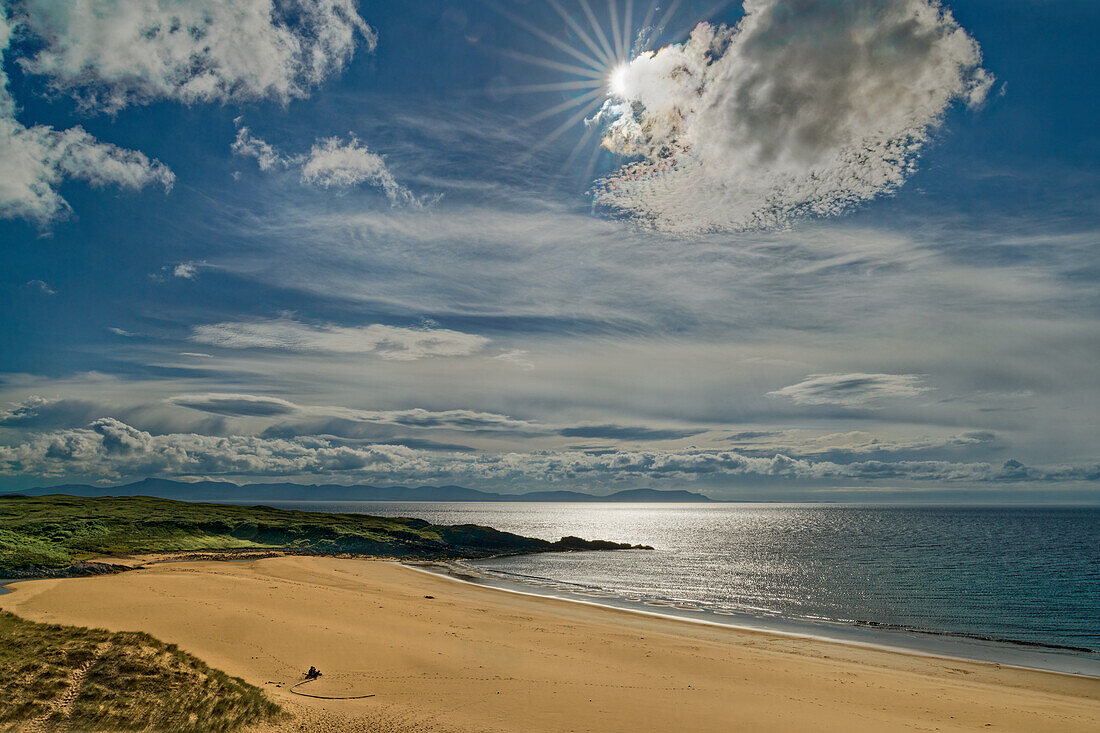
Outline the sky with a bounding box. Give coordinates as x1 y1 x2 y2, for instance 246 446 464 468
0 0 1097 501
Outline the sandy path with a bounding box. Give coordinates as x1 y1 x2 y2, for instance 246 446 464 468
2 556 1097 732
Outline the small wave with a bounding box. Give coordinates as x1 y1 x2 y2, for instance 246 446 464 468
850 620 1098 655
461 561 1099 658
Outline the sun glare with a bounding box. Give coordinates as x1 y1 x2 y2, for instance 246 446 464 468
483 0 702 170
609 63 630 98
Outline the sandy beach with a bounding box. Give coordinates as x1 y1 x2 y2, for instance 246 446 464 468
1 556 1097 732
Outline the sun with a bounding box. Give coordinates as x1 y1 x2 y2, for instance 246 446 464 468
608 63 631 98
479 0 701 172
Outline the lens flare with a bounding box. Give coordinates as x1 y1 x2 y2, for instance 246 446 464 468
481 0 732 172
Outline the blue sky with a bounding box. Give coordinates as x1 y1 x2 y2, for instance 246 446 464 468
0 0 1097 500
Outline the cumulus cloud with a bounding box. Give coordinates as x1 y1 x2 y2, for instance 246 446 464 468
231 125 285 171
232 124 424 206
592 0 994 232
301 137 420 206
767 373 932 407
0 121 175 223
0 395 105 430
0 8 174 223
12 0 375 112
173 262 200 279
725 428 999 458
190 317 489 360
2 418 1094 484
148 261 208 281
0 418 426 479
0 395 52 424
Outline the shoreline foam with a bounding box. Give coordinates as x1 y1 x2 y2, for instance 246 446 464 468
408 560 1100 679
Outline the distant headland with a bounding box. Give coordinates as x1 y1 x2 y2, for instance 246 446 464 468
10 478 715 503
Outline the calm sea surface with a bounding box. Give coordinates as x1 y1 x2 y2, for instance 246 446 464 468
246 502 1100 675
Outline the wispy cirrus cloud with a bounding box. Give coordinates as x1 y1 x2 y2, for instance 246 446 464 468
593 0 993 232
767 373 933 407
558 424 705 441
168 392 536 432
25 279 56 295
190 317 489 360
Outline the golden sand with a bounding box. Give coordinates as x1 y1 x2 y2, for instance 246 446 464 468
2 556 1097 732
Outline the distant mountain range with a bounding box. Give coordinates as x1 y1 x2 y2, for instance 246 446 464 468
10 478 715 503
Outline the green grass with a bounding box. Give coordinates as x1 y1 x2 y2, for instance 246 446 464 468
0 494 562 573
0 611 282 732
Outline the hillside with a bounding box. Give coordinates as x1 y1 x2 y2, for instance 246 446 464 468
0 495 649 577
12 478 715 503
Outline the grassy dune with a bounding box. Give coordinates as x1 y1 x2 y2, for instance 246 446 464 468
0 494 645 575
0 611 282 732
0 494 644 728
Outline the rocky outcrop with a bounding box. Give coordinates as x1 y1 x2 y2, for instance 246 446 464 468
0 561 131 580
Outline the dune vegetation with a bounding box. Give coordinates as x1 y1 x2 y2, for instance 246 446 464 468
0 611 282 732
0 494 645 576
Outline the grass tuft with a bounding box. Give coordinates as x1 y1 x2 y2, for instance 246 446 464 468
0 611 283 732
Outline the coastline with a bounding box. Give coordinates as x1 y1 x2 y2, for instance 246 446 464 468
413 558 1100 679
1 555 1097 732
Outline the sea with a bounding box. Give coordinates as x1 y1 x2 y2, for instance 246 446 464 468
238 501 1100 676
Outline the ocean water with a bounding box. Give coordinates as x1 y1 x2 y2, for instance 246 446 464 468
246 501 1100 675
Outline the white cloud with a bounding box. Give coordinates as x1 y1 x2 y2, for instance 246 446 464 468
0 418 432 479
190 317 489 360
593 0 993 232
1 418 1092 485
0 8 174 223
166 392 535 431
301 136 422 206
0 395 51 424
25 279 56 295
12 0 375 112
0 121 175 223
327 407 535 432
767 373 932 407
231 123 285 171
168 393 298 417
492 349 535 370
725 428 998 457
173 262 200 279
148 260 208 281
233 125 423 206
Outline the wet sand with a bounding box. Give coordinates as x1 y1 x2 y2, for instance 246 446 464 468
2 556 1097 732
